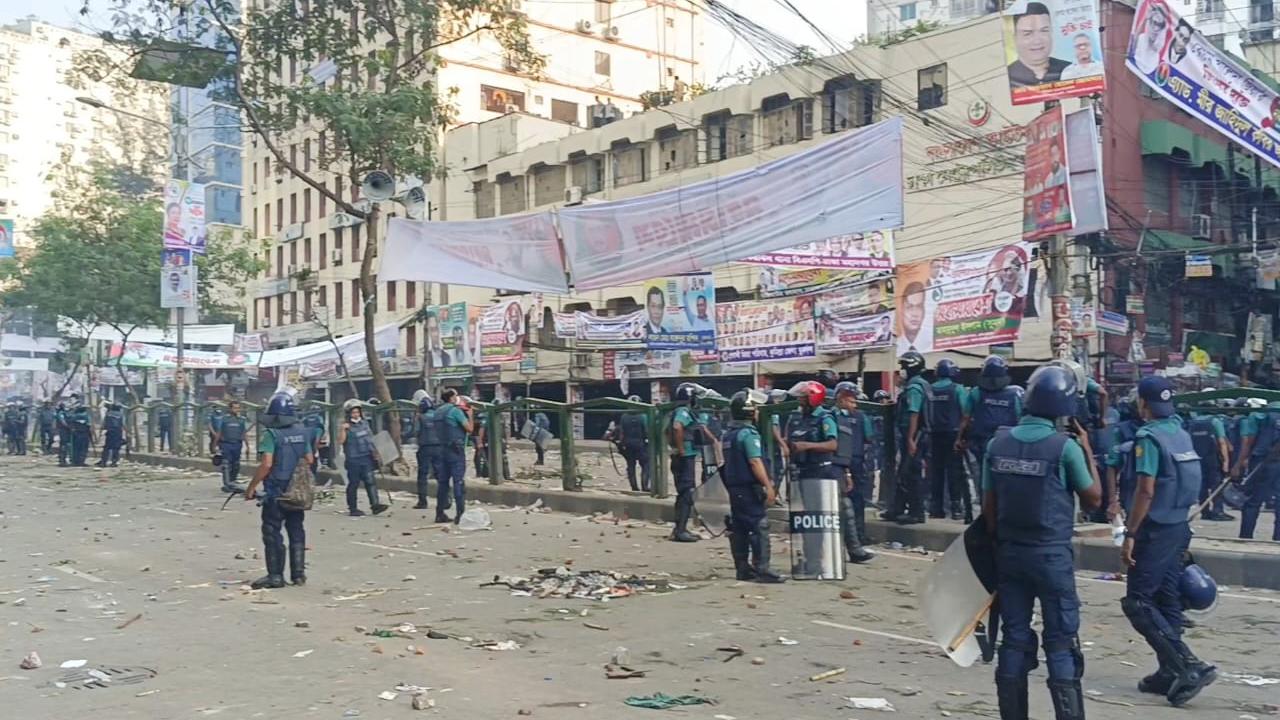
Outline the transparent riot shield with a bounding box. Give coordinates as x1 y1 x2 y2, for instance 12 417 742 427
692 474 732 536
788 474 845 580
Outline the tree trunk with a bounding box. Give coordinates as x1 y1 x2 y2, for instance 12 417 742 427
357 202 405 474
110 325 142 406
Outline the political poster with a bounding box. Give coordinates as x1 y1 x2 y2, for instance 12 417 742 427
425 302 472 377
715 298 816 364
574 310 647 348
741 230 895 272
163 179 208 254
814 278 896 351
478 298 526 364
159 249 198 310
0 218 13 258
552 312 578 340
641 273 716 351
895 244 1032 353
1022 106 1075 240
609 349 725 379
1097 310 1129 335
233 332 267 352
1127 0 1280 170
1003 0 1106 106
1070 298 1097 336
109 341 260 369
757 266 869 298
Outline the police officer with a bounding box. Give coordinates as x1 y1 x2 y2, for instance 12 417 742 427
214 401 249 492
37 401 55 454
533 409 552 465
695 400 723 484
156 401 173 452
957 355 1022 472
339 401 386 517
668 383 706 543
1 401 13 454
867 389 892 504
435 389 473 524
884 351 931 525
1187 408 1232 522
207 406 224 455
301 408 327 479
68 397 93 467
1104 398 1144 521
617 396 651 492
1121 376 1216 707
56 401 71 466
721 389 784 583
930 359 968 520
1230 398 1280 540
983 365 1101 720
766 389 790 491
244 391 312 589
97 402 126 467
832 381 874 562
414 394 441 510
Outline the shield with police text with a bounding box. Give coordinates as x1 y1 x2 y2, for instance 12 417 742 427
788 475 845 580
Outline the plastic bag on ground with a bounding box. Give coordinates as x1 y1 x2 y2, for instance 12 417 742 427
458 508 492 531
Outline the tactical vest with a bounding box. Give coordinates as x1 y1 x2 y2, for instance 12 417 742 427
897 375 934 432
720 425 755 488
104 410 124 433
788 411 833 469
1143 426 1202 525
833 410 865 467
39 409 54 427
1187 416 1218 468
266 424 310 495
345 421 374 458
970 387 1020 440
930 382 963 433
1114 420 1142 493
418 409 442 448
989 428 1073 546
220 416 245 443
1250 410 1280 462
619 413 646 448
71 410 90 430
442 409 466 450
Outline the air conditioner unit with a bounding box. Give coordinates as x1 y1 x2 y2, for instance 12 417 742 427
604 25 621 40
331 248 344 265
572 352 592 369
328 211 362 229
1192 214 1212 238
261 317 272 328
249 183 258 194
564 185 583 205
576 19 593 33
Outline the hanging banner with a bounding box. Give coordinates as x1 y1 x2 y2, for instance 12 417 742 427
109 342 260 369
1070 298 1097 336
1126 296 1146 314
1064 106 1108 235
575 310 647 347
552 311 578 340
715 298 816 364
608 349 726 379
1127 0 1280 170
0 218 13 258
233 332 267 352
258 323 399 367
1022 106 1075 240
382 213 569 293
479 298 526 364
559 117 904 290
815 278 896 351
1185 254 1213 278
1097 310 1129 334
641 273 716 351
1003 0 1106 106
895 244 1032 353
160 248 198 310
741 230 895 272
426 302 473 377
163 179 208 254
757 266 870 298
1257 248 1280 289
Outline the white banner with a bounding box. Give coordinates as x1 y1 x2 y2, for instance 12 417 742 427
382 214 568 293
814 279 896 351
574 310 647 347
62 322 237 346
109 342 260 369
559 117 903 290
715 298 815 364
552 311 578 339
741 230 895 271
479 298 526 363
257 323 400 368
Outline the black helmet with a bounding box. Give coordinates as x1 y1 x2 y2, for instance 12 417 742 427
978 355 1011 391
418 396 435 413
674 382 703 405
936 359 960 379
262 390 298 429
729 389 765 421
899 351 926 375
815 369 840 389
1024 366 1078 420
873 389 891 402
834 381 859 399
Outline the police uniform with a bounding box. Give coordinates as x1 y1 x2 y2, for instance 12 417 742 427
721 420 780 582
156 405 173 451
38 403 55 454
68 405 92 466
833 405 875 547
343 417 381 515
56 404 71 465
788 405 842 573
302 412 326 476
533 411 551 466
436 403 469 522
416 405 443 509
930 377 967 520
218 412 248 490
985 414 1095 719
1237 405 1280 540
1105 417 1144 516
669 405 701 541
98 405 126 467
962 386 1022 469
1187 413 1229 520
258 418 310 586
1122 380 1215 706
618 411 650 492
4 404 21 455
888 374 931 522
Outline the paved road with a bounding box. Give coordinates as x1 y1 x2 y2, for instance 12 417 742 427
2 456 1277 719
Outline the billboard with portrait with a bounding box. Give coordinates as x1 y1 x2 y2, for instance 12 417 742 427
895 244 1032 353
160 249 197 310
1022 106 1075 240
715 298 815 364
640 273 716 351
163 179 208 254
1003 0 1106 106
425 302 472 377
478 298 525 364
814 278 895 351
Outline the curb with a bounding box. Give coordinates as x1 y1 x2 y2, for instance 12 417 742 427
128 453 1280 591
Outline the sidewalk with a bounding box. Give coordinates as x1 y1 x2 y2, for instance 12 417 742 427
128 451 1280 591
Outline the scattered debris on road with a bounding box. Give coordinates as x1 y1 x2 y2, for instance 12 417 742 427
604 664 646 679
715 646 743 663
19 652 41 670
623 693 713 710
809 667 846 682
481 567 675 601
845 697 895 712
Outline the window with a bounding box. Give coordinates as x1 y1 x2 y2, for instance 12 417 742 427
658 128 697 172
318 285 327 313
319 187 327 218
473 180 495 218
823 78 878 133
481 85 525 113
761 95 814 147
290 193 297 224
303 289 311 319
319 233 328 269
264 204 271 235
253 298 259 329
253 207 259 235
303 189 312 221
551 99 579 125
290 291 298 324
351 279 361 317
1143 156 1172 215
1251 0 1274 25
351 225 361 263
386 281 397 311
595 51 611 76
406 325 417 357
289 242 297 267
571 155 605 194
406 281 416 308
949 0 996 17
276 198 283 230
499 175 528 214
900 2 917 20
612 143 647 187
276 296 284 326
276 246 284 277
533 165 567 206
303 138 312 172
304 237 312 265
917 63 947 110
335 282 344 319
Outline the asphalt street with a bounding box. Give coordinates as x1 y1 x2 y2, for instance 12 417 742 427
1 456 1278 719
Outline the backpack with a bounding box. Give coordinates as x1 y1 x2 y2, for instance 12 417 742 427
273 429 315 512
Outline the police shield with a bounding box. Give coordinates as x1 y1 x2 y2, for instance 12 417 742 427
372 430 400 466
918 521 998 667
788 474 845 580
520 419 553 450
692 476 732 536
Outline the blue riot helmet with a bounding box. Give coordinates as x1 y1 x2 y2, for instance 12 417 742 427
815 369 840 389
1023 365 1078 420
261 391 298 429
977 355 1011 391
1180 563 1217 614
898 351 926 376
1223 480 1248 509
674 382 705 406
414 389 434 413
834 381 860 399
936 358 960 380
729 389 766 422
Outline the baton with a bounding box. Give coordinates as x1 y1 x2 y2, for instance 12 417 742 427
220 487 243 511
1189 461 1264 522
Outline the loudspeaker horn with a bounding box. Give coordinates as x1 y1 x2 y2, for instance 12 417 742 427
403 186 427 219
361 170 396 201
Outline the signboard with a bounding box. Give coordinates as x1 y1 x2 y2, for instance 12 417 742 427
895 244 1032 353
715 298 816 364
0 218 13 258
1185 254 1213 278
163 179 208 254
1127 0 1280 170
552 312 577 339
109 341 259 369
1126 296 1146 314
814 278 895 351
478 298 525 364
574 309 647 347
741 230 895 272
641 273 716 351
610 349 725 379
1022 106 1075 240
160 248 198 310
520 351 537 375
757 266 869 298
426 302 473 377
1064 106 1108 235
1070 297 1097 336
1097 310 1129 334
1003 0 1106 106
1258 248 1280 289
234 332 267 352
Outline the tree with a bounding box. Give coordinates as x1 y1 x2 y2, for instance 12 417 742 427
90 0 544 457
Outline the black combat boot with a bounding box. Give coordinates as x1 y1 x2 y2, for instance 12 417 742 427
749 523 785 584
251 545 286 589
413 496 430 510
1138 667 1175 695
289 544 306 586
670 492 699 543
435 508 451 523
726 519 754 581
1047 679 1084 720
995 677 1028 720
367 485 388 515
1167 658 1216 707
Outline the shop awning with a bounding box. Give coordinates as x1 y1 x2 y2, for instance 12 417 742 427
1141 121 1227 167
1143 229 1215 252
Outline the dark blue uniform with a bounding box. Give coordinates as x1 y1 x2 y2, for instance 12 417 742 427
721 422 777 581
833 407 873 546
56 405 71 465
156 406 173 451
68 406 92 466
1187 415 1226 518
343 418 379 514
98 408 125 466
618 412 650 492
416 406 443 508
37 405 55 454
218 414 248 489
889 375 931 521
1240 409 1280 540
260 423 310 585
929 379 967 520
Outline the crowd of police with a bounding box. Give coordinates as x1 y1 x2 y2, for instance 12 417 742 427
3 395 114 467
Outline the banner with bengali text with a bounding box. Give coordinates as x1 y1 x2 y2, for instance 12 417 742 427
814 278 896 351
741 230 895 272
895 243 1032 353
479 298 526 364
715 298 816 364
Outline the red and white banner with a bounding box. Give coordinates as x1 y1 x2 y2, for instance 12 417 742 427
383 213 568 293
109 342 260 369
479 298 526 364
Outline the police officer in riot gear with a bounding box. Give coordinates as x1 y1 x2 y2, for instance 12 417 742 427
55 401 71 466
721 389 784 584
930 359 968 520
68 397 93 467
832 381 874 561
37 401 55 454
1121 376 1216 706
1230 399 1280 539
669 383 705 542
97 402 126 467
414 393 440 510
244 391 313 589
1187 408 1232 521
1104 397 1144 520
884 351 931 525
339 401 387 517
617 395 651 492
214 401 249 492
983 365 1101 720
435 389 473 524
957 355 1022 470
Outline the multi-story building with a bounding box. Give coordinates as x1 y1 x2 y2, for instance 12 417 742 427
865 0 1000 38
0 18 167 250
